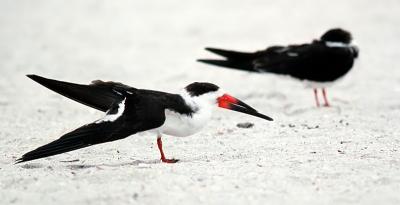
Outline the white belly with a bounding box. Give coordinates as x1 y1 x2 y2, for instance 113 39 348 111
157 108 212 137
303 80 335 88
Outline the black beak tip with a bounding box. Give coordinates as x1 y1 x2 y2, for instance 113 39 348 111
251 111 273 121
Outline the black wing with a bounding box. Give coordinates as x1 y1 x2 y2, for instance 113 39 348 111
252 44 318 74
17 91 167 163
199 43 356 82
198 45 312 73
254 42 356 81
27 75 135 112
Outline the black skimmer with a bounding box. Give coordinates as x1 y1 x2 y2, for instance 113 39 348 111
17 75 273 164
198 28 359 107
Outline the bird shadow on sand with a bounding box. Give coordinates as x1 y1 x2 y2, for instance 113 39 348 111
20 163 44 169
17 159 162 170
283 104 342 116
66 159 161 170
242 91 287 101
242 91 348 117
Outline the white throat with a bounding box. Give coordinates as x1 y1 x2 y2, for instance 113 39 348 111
325 41 351 48
155 90 220 137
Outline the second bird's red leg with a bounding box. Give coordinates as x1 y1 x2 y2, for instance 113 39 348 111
313 88 320 107
322 88 330 107
157 137 179 163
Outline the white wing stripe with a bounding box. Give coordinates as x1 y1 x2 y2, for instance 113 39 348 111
95 98 126 124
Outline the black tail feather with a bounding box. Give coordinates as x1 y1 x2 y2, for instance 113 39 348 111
198 47 258 72
27 75 123 112
204 47 255 60
197 59 256 72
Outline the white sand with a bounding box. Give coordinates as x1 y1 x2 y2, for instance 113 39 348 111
1 0 400 204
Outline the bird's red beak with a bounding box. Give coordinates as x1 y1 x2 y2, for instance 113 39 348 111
217 94 273 121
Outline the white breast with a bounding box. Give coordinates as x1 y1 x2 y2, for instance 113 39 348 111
302 80 335 88
157 106 212 137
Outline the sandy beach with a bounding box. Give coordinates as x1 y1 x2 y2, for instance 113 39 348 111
1 0 400 204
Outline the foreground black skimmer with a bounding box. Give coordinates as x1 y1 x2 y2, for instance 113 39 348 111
198 28 359 107
17 75 272 164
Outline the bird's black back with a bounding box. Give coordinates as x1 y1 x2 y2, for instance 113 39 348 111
253 41 357 82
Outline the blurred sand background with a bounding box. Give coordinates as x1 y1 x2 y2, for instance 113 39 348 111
0 0 400 204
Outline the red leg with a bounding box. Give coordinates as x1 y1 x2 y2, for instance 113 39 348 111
157 137 179 163
322 88 330 107
313 88 320 107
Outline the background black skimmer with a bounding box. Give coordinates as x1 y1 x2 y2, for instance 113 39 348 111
198 28 359 107
17 75 273 164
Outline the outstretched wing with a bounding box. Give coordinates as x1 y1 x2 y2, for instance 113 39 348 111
16 118 131 163
27 75 135 112
17 92 167 163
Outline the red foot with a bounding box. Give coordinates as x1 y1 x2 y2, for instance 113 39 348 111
161 158 179 163
157 137 178 163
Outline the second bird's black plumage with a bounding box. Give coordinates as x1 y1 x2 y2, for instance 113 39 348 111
198 28 359 83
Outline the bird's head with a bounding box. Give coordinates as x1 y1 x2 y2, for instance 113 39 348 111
320 28 358 58
184 82 273 121
320 28 352 44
